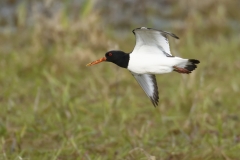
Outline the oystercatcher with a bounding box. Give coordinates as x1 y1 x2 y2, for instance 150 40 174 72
86 27 200 107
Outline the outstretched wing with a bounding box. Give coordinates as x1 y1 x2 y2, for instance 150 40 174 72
131 72 159 107
132 27 179 57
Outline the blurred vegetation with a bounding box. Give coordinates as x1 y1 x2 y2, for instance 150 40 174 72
0 0 240 159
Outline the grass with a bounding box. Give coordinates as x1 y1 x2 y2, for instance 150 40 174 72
0 1 240 160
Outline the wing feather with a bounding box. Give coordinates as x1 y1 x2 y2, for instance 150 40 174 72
131 72 159 107
132 27 179 56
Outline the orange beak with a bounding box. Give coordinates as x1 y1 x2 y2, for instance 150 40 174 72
86 57 107 66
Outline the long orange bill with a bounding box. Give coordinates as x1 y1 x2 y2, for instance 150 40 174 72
86 57 107 66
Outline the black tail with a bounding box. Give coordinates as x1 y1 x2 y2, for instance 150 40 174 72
184 59 200 72
174 59 200 74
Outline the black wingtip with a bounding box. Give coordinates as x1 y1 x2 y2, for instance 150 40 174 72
151 98 159 107
169 33 179 39
151 94 159 107
150 74 159 107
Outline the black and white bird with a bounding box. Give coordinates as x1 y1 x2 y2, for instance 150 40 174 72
86 27 200 107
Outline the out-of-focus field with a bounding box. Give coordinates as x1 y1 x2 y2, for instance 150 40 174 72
0 0 240 159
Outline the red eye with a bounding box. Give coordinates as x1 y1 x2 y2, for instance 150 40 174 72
109 53 112 56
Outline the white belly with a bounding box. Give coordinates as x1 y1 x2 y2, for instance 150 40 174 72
128 54 185 74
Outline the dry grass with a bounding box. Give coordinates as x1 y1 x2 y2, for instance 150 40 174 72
0 0 240 160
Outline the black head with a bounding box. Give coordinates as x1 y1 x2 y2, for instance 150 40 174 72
105 51 129 68
87 50 129 68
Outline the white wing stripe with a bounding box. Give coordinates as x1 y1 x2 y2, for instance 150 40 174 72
131 72 159 107
132 27 179 57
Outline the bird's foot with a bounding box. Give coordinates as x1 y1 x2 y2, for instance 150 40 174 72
173 66 191 74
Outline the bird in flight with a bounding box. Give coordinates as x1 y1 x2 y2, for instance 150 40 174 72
86 27 200 107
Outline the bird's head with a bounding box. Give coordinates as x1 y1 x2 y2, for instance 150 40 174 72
86 50 129 68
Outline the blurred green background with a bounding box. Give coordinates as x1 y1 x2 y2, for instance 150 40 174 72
0 0 240 159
